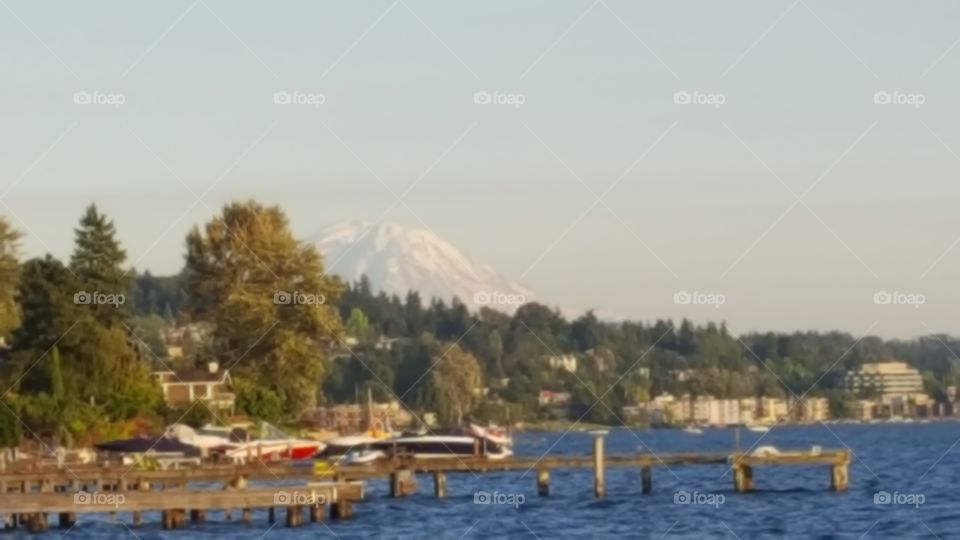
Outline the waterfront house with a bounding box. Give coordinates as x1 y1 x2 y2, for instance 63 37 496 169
151 361 235 412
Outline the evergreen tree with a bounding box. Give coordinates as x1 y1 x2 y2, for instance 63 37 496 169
70 204 130 325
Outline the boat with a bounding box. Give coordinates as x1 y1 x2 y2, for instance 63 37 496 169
467 422 514 448
371 432 513 459
315 434 386 460
338 448 387 465
746 425 770 433
94 436 199 456
682 426 703 435
751 445 780 457
164 424 237 453
222 423 324 462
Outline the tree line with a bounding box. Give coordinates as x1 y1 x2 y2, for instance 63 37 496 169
4 200 960 449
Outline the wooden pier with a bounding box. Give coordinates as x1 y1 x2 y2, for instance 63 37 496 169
0 435 851 532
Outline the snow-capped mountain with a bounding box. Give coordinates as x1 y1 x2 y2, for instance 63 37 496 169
311 221 534 313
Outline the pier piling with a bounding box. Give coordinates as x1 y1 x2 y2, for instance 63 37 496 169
433 471 447 498
831 463 849 491
537 468 550 496
733 464 754 493
641 465 652 494
592 433 606 498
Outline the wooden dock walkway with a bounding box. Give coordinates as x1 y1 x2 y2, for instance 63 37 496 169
0 434 851 533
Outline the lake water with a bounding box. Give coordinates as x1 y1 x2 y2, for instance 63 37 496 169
56 423 960 538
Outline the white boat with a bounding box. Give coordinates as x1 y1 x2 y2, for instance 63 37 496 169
752 445 780 457
746 425 770 433
338 449 387 465
164 424 236 452
682 426 704 435
467 423 514 448
223 423 324 462
373 433 513 459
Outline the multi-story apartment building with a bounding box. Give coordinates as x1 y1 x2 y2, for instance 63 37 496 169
844 362 924 398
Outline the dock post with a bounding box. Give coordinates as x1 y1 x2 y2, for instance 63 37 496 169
733 464 754 493
132 479 148 526
268 507 276 524
433 471 447 498
310 503 325 523
831 462 849 491
593 433 606 498
26 513 47 533
536 468 550 496
242 508 253 525
390 469 415 497
286 505 303 527
190 509 206 523
161 511 173 530
331 500 353 520
641 465 652 494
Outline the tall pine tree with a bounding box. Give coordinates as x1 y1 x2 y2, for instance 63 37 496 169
70 204 130 326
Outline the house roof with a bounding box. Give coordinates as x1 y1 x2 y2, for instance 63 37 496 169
155 368 229 384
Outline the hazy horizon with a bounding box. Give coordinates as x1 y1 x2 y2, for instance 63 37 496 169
3 1 960 339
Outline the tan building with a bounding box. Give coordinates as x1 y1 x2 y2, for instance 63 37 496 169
151 361 234 412
302 401 413 434
757 397 790 423
845 361 924 398
794 397 829 423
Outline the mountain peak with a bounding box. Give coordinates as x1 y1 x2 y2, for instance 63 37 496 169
312 221 533 312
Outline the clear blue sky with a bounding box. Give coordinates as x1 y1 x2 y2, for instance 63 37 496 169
2 0 959 338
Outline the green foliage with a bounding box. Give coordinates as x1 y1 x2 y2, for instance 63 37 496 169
346 308 375 345
0 399 22 447
0 217 21 337
233 377 282 422
183 201 343 416
164 404 213 429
